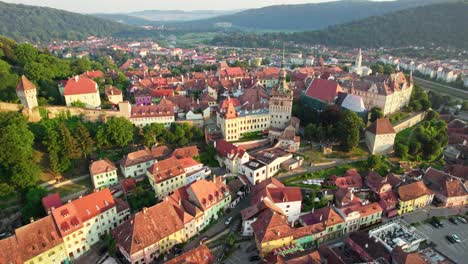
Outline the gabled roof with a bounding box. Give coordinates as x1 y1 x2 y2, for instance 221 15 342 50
51 189 115 237
121 149 153 168
15 216 63 262
215 140 246 160
112 200 184 255
147 157 185 184
0 236 22 264
165 245 214 264
172 146 199 159
16 75 36 91
397 181 432 201
367 118 396 135
252 209 292 243
187 179 229 211
42 193 63 213
64 76 98 96
299 207 344 227
305 78 343 103
150 145 172 159
90 159 116 176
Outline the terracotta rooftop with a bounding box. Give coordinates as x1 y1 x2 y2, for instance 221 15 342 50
215 139 246 160
15 216 63 261
120 178 136 194
305 78 343 103
165 245 214 264
367 118 396 135
0 236 22 264
51 189 115 237
299 207 344 227
16 75 36 91
121 149 153 167
64 76 98 96
188 179 229 211
150 145 172 159
147 157 185 184
42 193 63 213
252 209 293 243
90 159 116 176
112 200 184 255
172 146 199 159
397 181 432 201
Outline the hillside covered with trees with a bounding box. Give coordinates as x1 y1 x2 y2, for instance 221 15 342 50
0 1 147 43
211 2 468 49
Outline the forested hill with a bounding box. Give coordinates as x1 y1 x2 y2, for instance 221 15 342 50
180 0 454 31
0 1 138 43
210 2 468 49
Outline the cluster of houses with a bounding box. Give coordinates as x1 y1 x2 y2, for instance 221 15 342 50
0 189 130 263
236 162 468 261
380 55 468 86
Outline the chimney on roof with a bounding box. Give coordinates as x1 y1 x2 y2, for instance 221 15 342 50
320 214 323 221
143 207 148 214
30 217 34 223
74 75 79 82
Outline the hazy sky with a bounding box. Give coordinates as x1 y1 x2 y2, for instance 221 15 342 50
2 0 361 13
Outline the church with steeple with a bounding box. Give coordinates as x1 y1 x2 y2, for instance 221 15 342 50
349 49 372 76
268 50 294 135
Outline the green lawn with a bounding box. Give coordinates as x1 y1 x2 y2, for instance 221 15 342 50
48 178 93 197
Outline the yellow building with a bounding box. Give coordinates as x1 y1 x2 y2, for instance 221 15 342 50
113 201 186 264
397 181 434 215
51 189 129 260
15 216 68 264
217 98 270 142
146 157 186 199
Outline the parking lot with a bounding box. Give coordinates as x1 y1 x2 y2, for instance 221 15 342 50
415 218 468 263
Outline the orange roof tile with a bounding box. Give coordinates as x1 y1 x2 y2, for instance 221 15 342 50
147 157 185 184
0 236 22 264
16 75 36 91
165 245 214 264
172 146 199 159
398 181 432 201
90 159 116 176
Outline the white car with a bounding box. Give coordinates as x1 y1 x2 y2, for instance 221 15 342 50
225 217 233 225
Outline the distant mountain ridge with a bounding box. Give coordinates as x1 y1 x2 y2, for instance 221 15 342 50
210 2 468 49
122 9 238 22
175 0 456 31
0 1 140 43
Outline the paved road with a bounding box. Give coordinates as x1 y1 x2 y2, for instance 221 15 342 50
414 77 468 100
182 196 251 252
397 206 468 224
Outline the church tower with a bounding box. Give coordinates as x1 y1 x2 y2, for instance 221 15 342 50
16 75 38 110
269 48 293 133
355 48 362 68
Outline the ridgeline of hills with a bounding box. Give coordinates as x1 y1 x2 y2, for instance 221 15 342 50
0 1 153 43
211 1 468 49
172 0 455 31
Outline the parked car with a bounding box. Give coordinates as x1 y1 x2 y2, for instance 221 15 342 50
447 234 461 243
225 217 233 225
200 237 208 245
449 217 459 225
457 216 467 224
430 220 442 229
249 255 261 261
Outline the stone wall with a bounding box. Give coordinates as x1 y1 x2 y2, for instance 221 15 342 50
393 112 426 133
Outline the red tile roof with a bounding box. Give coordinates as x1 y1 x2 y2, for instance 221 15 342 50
120 178 137 194
178 157 202 170
16 75 36 91
252 209 292 243
112 201 184 255
80 70 104 79
121 149 153 167
165 245 215 264
188 179 229 211
398 181 432 201
90 159 116 176
299 207 344 227
147 157 185 184
172 146 199 159
0 236 22 264
15 216 63 261
64 76 98 96
215 139 246 160
151 146 172 159
367 118 396 135
305 78 343 103
51 189 115 237
42 193 63 213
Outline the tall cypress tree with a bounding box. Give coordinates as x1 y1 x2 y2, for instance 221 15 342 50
75 122 94 159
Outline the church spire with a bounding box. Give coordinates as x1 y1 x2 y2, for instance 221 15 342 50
356 48 362 68
277 44 290 95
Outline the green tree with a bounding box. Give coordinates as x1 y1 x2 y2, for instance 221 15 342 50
336 110 364 151
75 122 94 159
369 107 384 122
394 143 409 159
59 122 81 160
0 112 40 197
21 186 47 223
105 117 134 147
142 123 165 147
371 64 384 74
